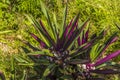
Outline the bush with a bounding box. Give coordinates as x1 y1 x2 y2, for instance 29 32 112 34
17 1 120 79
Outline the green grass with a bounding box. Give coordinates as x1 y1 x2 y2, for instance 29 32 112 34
0 0 120 79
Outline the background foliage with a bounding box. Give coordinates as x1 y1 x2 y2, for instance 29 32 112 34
0 0 120 79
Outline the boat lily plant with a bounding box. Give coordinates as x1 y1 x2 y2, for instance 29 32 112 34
19 1 120 80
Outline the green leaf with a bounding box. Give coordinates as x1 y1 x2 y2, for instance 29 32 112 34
90 43 103 61
68 59 90 64
40 1 56 42
21 70 27 80
0 30 14 34
21 41 40 51
70 30 105 58
43 63 57 77
59 75 72 79
18 59 50 66
96 62 117 69
28 49 54 57
37 59 50 65
115 23 120 30
63 18 89 50
15 56 29 63
53 13 59 37
92 32 118 62
18 63 36 66
11 55 16 79
26 15 50 47
60 4 67 38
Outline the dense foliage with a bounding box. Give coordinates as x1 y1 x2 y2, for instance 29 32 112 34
0 0 120 80
18 1 120 80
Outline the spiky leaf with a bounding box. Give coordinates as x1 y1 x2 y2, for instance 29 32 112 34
43 64 57 77
92 50 120 67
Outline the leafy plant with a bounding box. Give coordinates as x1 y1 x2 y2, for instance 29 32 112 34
19 1 120 80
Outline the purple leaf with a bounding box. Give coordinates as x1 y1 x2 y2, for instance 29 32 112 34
70 30 106 57
92 50 120 67
77 29 89 46
111 36 118 43
39 20 56 48
64 13 80 41
57 19 74 50
77 37 81 46
82 32 85 44
71 40 95 57
95 33 118 61
30 33 41 42
101 35 118 55
90 69 120 74
40 42 46 49
64 19 73 37
63 18 90 50
40 20 49 35
58 19 73 50
30 33 46 48
76 33 104 53
85 29 89 42
63 29 79 50
67 21 78 39
55 36 61 51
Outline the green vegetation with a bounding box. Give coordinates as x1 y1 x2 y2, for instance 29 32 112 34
0 0 120 80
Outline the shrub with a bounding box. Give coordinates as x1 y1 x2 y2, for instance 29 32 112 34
17 1 120 80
